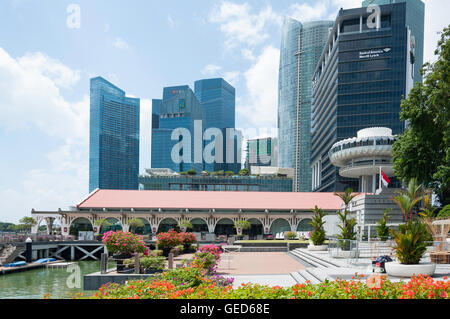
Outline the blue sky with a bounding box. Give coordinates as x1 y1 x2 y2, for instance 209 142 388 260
0 0 448 223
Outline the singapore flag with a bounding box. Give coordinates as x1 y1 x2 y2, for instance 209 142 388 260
381 169 390 187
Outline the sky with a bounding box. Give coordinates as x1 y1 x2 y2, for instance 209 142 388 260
0 0 449 223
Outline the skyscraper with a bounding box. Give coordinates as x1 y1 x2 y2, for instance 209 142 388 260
194 78 241 173
277 17 334 192
362 0 424 83
151 85 206 173
311 2 421 192
89 77 140 192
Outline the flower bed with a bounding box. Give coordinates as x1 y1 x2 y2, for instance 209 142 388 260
102 231 146 256
78 271 449 300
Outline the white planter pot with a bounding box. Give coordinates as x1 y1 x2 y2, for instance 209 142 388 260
384 262 436 278
330 250 359 259
308 244 328 251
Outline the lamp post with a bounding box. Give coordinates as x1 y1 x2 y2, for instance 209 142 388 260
25 237 32 263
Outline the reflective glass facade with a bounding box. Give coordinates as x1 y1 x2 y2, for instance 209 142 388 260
278 18 333 192
151 86 205 173
311 3 419 192
194 78 240 173
362 0 424 83
89 77 140 192
139 175 292 192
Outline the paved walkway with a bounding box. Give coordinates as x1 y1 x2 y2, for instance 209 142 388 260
214 252 305 288
216 252 305 275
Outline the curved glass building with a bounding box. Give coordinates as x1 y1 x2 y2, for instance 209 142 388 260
277 17 333 192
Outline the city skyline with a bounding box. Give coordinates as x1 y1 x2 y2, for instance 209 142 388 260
0 0 449 222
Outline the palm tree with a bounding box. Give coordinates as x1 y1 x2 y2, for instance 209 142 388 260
392 178 426 224
128 218 145 234
334 188 358 212
334 188 358 248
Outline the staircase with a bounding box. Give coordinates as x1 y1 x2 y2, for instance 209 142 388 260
288 248 348 284
0 245 25 265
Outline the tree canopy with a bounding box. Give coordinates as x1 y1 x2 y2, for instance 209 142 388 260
392 25 450 205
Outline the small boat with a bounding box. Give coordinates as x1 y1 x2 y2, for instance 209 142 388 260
4 261 27 268
33 258 56 264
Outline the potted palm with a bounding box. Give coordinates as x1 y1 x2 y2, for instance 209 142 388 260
385 179 436 277
332 188 358 258
234 219 251 240
308 206 328 251
376 209 391 241
178 219 193 233
128 218 145 234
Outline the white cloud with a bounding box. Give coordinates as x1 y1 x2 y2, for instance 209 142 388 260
168 14 176 28
201 64 222 76
237 46 279 131
113 37 130 50
0 47 89 222
288 2 331 22
209 1 282 49
241 48 256 61
223 71 240 86
423 0 450 64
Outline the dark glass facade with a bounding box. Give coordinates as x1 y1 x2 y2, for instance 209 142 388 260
194 78 240 173
139 175 292 192
311 3 419 192
362 0 424 84
89 77 140 192
151 86 205 173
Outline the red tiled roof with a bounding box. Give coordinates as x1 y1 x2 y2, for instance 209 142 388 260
77 189 347 211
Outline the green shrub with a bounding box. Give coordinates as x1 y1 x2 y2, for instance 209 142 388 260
150 250 163 257
140 256 165 271
284 231 297 240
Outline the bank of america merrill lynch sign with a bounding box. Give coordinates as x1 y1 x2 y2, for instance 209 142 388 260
359 48 391 59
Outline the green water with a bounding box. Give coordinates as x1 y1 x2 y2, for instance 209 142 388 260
0 261 103 299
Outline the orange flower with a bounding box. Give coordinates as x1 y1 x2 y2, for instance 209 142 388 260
366 274 383 289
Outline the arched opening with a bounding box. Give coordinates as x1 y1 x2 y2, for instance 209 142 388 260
243 218 263 239
189 218 209 232
214 218 235 236
70 218 93 238
297 219 314 232
130 218 151 235
157 218 178 233
100 218 122 234
269 218 291 235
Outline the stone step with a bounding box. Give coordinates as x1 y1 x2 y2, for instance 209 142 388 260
298 269 321 285
295 249 347 268
290 250 325 268
291 249 341 268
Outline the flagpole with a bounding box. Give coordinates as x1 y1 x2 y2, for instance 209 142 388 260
379 166 382 192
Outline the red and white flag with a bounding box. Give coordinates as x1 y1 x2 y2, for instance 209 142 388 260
380 169 390 187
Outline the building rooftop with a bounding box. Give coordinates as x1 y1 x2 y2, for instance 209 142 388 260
77 189 348 211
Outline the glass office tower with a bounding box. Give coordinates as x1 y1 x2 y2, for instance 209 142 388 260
362 0 424 83
151 85 205 173
89 77 140 192
194 78 241 173
277 17 333 192
311 2 420 192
